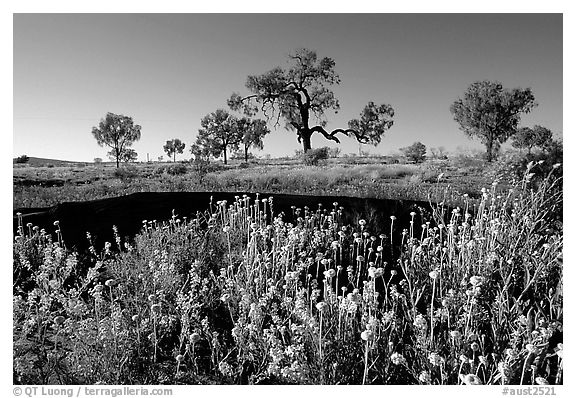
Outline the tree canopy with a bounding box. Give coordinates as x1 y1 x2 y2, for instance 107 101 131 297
228 48 394 152
400 141 427 164
511 125 553 155
194 109 241 164
236 117 270 162
92 112 142 168
163 138 186 162
450 81 536 162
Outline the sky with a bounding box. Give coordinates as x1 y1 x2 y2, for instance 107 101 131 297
13 13 563 162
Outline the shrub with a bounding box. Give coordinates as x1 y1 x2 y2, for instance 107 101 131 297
302 147 330 166
113 166 139 182
15 155 29 164
166 163 188 176
400 142 427 163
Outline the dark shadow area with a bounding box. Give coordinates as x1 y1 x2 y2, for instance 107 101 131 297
13 191 434 253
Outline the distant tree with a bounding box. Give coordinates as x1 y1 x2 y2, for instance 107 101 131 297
328 147 341 158
15 155 29 164
228 48 395 152
92 112 142 168
401 141 427 163
511 125 553 155
108 148 138 163
236 117 270 162
93 157 102 164
163 138 186 162
195 109 242 164
450 81 536 162
302 146 330 166
430 146 447 160
158 156 164 162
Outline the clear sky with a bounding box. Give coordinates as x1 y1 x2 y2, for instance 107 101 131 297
13 13 562 162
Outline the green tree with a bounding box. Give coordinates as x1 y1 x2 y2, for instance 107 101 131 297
228 48 395 152
450 81 536 162
400 141 427 163
15 155 29 164
108 148 138 163
511 125 553 155
163 138 186 162
236 117 270 162
92 112 142 168
195 109 241 164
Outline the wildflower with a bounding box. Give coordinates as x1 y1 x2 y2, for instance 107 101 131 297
429 270 439 279
151 303 161 314
220 294 230 304
535 377 549 385
222 226 231 233
471 342 480 352
413 314 428 331
460 374 482 385
450 330 461 339
360 330 374 341
324 269 336 279
54 316 65 326
390 216 396 221
459 354 469 363
469 275 484 287
428 352 444 367
556 343 563 359
176 354 184 362
92 284 104 294
391 270 398 276
190 333 201 343
356 255 365 262
53 220 60 226
368 267 377 278
316 302 327 312
148 294 157 302
525 344 537 354
390 352 405 366
419 371 432 384
105 279 117 287
131 314 139 322
359 219 366 226
410 211 416 217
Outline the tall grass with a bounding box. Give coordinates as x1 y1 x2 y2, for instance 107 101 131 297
13 163 562 384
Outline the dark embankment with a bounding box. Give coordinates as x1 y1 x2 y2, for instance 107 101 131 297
14 192 434 252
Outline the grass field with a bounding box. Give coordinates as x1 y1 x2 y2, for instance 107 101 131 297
13 155 496 209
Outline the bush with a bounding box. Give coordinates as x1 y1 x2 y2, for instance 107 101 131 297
15 155 29 164
166 163 188 176
302 147 330 166
113 166 139 182
400 142 427 163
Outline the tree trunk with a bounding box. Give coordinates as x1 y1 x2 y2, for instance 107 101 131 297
116 157 120 168
302 131 312 152
223 147 228 165
484 138 492 163
173 152 176 162
244 144 249 162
